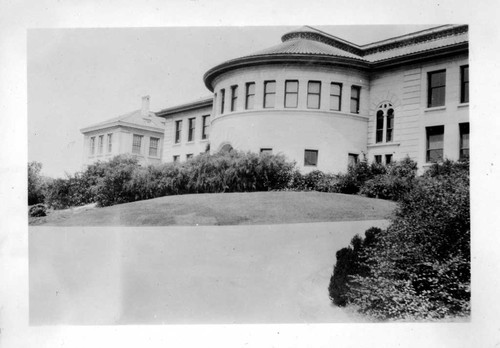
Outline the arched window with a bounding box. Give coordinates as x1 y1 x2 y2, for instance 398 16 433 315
375 103 394 143
219 143 234 153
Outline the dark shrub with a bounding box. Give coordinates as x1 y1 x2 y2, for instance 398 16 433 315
328 227 382 306
28 161 46 205
29 203 47 217
343 161 470 320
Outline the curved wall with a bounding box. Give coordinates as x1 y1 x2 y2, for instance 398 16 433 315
210 64 369 173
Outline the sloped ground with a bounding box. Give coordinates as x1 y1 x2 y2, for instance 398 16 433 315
29 220 390 324
30 191 396 226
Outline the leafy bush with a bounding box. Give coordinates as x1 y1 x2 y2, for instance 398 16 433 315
335 160 470 320
45 174 93 209
29 203 47 217
28 161 47 205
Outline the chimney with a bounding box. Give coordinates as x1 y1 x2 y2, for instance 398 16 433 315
141 95 150 117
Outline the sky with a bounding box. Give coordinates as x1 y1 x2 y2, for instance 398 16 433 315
28 25 440 178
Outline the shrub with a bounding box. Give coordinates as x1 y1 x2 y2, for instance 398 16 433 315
28 161 47 205
29 203 47 217
45 175 91 209
339 160 470 320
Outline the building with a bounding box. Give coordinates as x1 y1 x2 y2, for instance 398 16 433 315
157 25 469 173
81 96 165 166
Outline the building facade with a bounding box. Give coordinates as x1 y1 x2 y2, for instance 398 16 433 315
157 25 469 174
81 96 166 166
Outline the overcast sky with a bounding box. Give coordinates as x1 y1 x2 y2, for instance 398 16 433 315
28 25 438 178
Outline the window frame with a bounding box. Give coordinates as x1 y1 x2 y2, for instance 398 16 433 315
263 80 276 108
304 149 319 167
107 133 112 153
385 154 393 164
260 148 273 155
460 65 469 104
220 88 225 114
90 136 95 155
230 85 238 111
186 153 193 160
307 81 321 109
173 155 179 163
386 109 394 142
427 70 446 108
348 153 359 167
330 82 342 111
376 110 384 143
459 122 469 160
284 80 299 108
149 137 160 157
350 86 361 114
188 117 196 142
374 155 382 164
132 134 143 155
426 125 445 163
175 120 182 144
98 135 104 154
245 82 255 110
202 115 209 140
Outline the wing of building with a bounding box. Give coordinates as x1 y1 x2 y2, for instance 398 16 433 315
84 25 469 173
80 96 166 166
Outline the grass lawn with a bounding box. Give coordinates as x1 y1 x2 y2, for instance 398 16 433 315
30 191 396 226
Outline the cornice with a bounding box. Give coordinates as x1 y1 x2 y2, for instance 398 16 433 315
156 97 213 117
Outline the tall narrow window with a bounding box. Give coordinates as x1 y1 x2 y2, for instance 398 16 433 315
188 117 195 142
263 81 276 108
385 154 393 164
202 115 209 140
98 135 104 154
132 134 142 154
374 155 382 164
149 137 159 157
426 125 444 162
90 137 95 155
220 89 225 114
284 80 299 108
461 65 469 103
173 155 179 162
107 133 112 153
231 85 238 111
245 82 255 110
459 122 469 160
350 86 360 113
304 149 318 166
330 83 342 111
175 120 182 144
307 81 321 109
386 109 394 142
428 70 446 107
376 110 384 143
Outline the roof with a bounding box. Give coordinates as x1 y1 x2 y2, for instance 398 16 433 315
156 96 213 118
204 24 468 91
80 109 166 134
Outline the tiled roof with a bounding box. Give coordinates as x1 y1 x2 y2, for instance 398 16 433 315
81 109 165 133
246 38 365 60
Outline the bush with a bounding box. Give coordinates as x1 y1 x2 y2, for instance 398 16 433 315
338 160 470 320
29 203 47 217
28 162 47 205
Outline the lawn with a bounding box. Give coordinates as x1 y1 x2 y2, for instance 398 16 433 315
30 191 396 226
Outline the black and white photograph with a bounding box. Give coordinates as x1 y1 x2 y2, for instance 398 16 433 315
2 1 500 347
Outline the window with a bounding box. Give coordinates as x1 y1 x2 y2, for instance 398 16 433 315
426 126 444 162
107 134 112 153
231 85 238 111
149 137 159 157
385 154 393 164
173 155 179 162
461 65 469 103
304 149 318 166
307 81 321 109
428 70 446 107
376 110 384 143
374 155 382 164
98 135 104 154
386 109 394 142
348 153 359 167
375 103 394 143
175 120 182 144
220 89 225 114
89 137 95 155
263 81 276 108
459 123 469 160
132 134 143 154
202 115 209 140
350 86 361 113
260 148 273 154
245 82 255 110
186 154 193 160
284 80 299 108
188 117 195 142
330 83 342 111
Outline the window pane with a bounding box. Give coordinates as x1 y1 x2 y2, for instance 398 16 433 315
265 81 276 93
264 93 275 108
350 99 359 113
247 83 255 95
246 95 254 109
286 81 298 93
285 94 298 108
351 86 360 99
304 150 318 166
307 94 320 109
330 83 340 95
428 133 444 149
330 95 340 110
430 71 446 87
308 81 320 93
431 87 445 107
